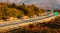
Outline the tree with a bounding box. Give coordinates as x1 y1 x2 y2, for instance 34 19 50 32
11 3 16 7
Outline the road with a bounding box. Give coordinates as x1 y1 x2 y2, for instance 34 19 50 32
0 12 55 27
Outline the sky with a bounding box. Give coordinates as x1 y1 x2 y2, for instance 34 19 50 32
0 0 60 9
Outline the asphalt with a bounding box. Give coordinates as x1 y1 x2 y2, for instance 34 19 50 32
0 12 55 27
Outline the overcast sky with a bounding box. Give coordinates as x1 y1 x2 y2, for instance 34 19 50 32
0 0 60 9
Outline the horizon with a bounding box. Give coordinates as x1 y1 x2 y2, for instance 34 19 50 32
0 0 60 9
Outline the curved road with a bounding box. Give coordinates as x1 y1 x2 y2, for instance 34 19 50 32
0 12 55 27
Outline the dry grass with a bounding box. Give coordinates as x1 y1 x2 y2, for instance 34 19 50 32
0 16 60 33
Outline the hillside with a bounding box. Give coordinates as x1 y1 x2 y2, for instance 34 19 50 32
0 3 45 21
0 17 60 33
0 2 60 33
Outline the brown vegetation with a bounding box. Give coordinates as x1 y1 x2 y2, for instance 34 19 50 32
0 17 60 33
0 3 45 21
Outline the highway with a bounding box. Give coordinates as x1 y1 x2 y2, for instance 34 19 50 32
0 12 55 27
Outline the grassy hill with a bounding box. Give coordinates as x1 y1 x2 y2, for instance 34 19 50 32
0 3 45 20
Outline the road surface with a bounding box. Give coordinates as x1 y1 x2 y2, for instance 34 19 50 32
0 12 55 27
